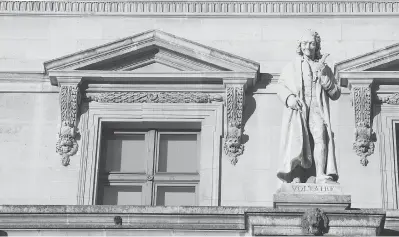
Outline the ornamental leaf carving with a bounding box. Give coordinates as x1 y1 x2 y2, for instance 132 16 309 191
87 92 223 103
224 85 244 165
57 85 81 166
352 86 374 166
378 93 399 105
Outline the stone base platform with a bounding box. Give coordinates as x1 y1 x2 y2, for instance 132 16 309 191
0 205 385 236
273 183 351 210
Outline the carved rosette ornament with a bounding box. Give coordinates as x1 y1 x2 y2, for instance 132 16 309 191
352 86 374 166
86 92 223 103
224 85 244 165
56 85 81 166
301 208 329 236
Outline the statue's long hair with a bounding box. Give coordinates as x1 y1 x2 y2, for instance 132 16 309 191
296 31 322 61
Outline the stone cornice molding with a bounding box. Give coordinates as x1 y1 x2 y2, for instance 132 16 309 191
340 71 399 80
0 71 47 82
48 70 258 87
335 43 399 75
44 30 259 81
1 1 399 17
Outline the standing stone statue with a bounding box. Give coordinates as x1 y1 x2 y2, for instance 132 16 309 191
276 30 341 184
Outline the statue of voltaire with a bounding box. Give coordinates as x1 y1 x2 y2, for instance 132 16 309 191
276 30 341 184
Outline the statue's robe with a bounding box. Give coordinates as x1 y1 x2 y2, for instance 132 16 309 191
276 56 341 183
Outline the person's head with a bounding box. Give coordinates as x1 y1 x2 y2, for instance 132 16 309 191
297 30 322 60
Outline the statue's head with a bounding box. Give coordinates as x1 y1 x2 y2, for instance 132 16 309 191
297 30 322 60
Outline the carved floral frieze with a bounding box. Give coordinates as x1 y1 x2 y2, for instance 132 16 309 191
86 92 223 103
378 93 399 105
224 85 244 165
57 84 81 166
352 86 374 166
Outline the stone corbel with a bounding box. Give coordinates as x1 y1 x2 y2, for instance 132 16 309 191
349 79 375 166
56 77 82 166
223 81 246 165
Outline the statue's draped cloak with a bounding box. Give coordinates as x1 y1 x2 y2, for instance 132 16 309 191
276 57 338 183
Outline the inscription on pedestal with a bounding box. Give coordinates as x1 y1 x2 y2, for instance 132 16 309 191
292 185 334 192
279 183 343 194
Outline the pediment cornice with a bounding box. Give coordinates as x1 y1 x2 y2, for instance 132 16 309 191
44 30 259 82
336 43 399 78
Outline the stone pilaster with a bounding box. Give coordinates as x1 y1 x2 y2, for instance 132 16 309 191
56 77 82 166
350 80 374 166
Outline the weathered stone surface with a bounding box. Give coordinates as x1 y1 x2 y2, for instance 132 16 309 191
247 209 385 236
0 206 386 236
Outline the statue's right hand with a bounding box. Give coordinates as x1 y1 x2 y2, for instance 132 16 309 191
286 95 303 111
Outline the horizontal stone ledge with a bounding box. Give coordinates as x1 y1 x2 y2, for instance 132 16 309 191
0 205 385 214
0 206 386 236
0 0 398 17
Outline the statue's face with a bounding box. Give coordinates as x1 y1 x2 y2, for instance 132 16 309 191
300 34 316 59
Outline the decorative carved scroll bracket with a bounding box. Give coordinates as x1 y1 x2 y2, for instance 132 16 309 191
86 92 223 103
56 79 82 166
224 84 245 165
351 83 375 166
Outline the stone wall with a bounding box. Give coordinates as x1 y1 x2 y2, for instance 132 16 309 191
0 14 397 208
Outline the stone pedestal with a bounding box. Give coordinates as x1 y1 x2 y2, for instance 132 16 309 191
273 183 351 211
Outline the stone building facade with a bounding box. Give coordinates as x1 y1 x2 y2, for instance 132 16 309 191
0 0 399 235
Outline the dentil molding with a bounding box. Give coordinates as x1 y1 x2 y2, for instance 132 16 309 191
0 0 398 17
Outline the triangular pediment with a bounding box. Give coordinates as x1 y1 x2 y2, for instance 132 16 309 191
335 42 399 73
44 30 259 74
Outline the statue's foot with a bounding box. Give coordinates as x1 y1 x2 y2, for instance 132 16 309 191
316 175 335 184
291 177 301 183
